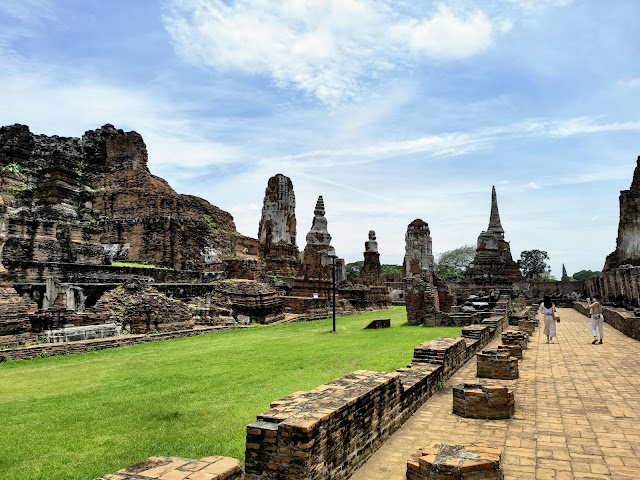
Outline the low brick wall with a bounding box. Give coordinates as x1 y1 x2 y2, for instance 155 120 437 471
244 313 508 480
0 325 245 361
573 302 640 341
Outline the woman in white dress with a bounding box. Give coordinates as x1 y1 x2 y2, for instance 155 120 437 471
539 295 557 344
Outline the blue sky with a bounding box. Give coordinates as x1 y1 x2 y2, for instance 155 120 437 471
1 0 640 277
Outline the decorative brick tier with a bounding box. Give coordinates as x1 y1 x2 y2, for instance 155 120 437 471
97 455 243 480
500 329 528 350
476 349 518 380
407 443 503 480
497 344 522 360
452 383 514 420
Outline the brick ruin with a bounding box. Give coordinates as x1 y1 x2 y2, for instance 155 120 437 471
403 219 457 325
407 443 504 480
461 187 526 297
476 348 518 380
403 219 435 277
452 383 515 420
299 195 345 282
243 311 508 480
257 173 299 276
0 126 390 348
357 230 382 286
586 156 640 308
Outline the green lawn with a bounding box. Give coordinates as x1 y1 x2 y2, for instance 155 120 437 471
0 307 461 480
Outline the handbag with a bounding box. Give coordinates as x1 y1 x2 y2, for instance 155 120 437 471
553 312 560 322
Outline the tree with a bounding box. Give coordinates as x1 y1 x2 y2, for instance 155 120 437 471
345 261 364 280
381 264 402 275
572 269 600 281
435 245 475 282
518 249 552 281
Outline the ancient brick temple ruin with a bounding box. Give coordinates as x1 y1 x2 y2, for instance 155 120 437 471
300 195 345 282
461 187 526 296
403 219 457 325
257 173 299 276
357 230 382 286
586 156 640 307
403 219 435 277
0 125 390 348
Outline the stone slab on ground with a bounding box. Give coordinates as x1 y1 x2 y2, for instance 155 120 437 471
97 455 243 480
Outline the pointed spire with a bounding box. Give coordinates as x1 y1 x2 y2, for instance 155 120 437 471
488 186 504 234
562 264 568 277
314 196 325 216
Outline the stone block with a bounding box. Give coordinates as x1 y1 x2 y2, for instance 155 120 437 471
452 383 514 420
476 349 518 380
407 443 504 479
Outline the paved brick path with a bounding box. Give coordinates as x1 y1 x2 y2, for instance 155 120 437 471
350 308 640 480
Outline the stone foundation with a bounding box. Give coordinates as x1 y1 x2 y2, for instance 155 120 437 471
517 318 537 336
500 329 528 350
461 325 490 346
452 383 514 420
412 338 470 378
0 325 244 361
45 323 121 343
497 344 522 360
476 349 518 380
407 443 503 480
97 455 243 480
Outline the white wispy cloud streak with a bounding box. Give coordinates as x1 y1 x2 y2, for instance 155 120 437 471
259 116 640 169
162 1 496 103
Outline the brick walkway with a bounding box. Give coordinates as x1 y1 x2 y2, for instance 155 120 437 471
350 308 640 480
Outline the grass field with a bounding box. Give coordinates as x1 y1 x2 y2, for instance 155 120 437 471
0 307 461 480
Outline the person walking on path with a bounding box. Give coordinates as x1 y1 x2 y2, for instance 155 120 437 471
586 295 604 344
539 295 557 344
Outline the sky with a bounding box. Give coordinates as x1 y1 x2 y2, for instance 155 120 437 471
1 0 640 278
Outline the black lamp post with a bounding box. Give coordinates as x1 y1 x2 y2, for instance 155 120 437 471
328 249 337 332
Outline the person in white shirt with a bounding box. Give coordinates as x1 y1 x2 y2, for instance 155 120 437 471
586 296 604 344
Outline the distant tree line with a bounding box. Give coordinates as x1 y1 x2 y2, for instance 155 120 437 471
345 246 600 283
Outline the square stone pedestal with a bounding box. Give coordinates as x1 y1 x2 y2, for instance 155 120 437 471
407 443 503 480
452 383 514 420
476 349 518 380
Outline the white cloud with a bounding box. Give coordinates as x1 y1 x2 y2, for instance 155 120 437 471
527 181 540 189
0 0 53 23
0 55 246 169
394 5 493 59
256 115 640 171
162 0 498 103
